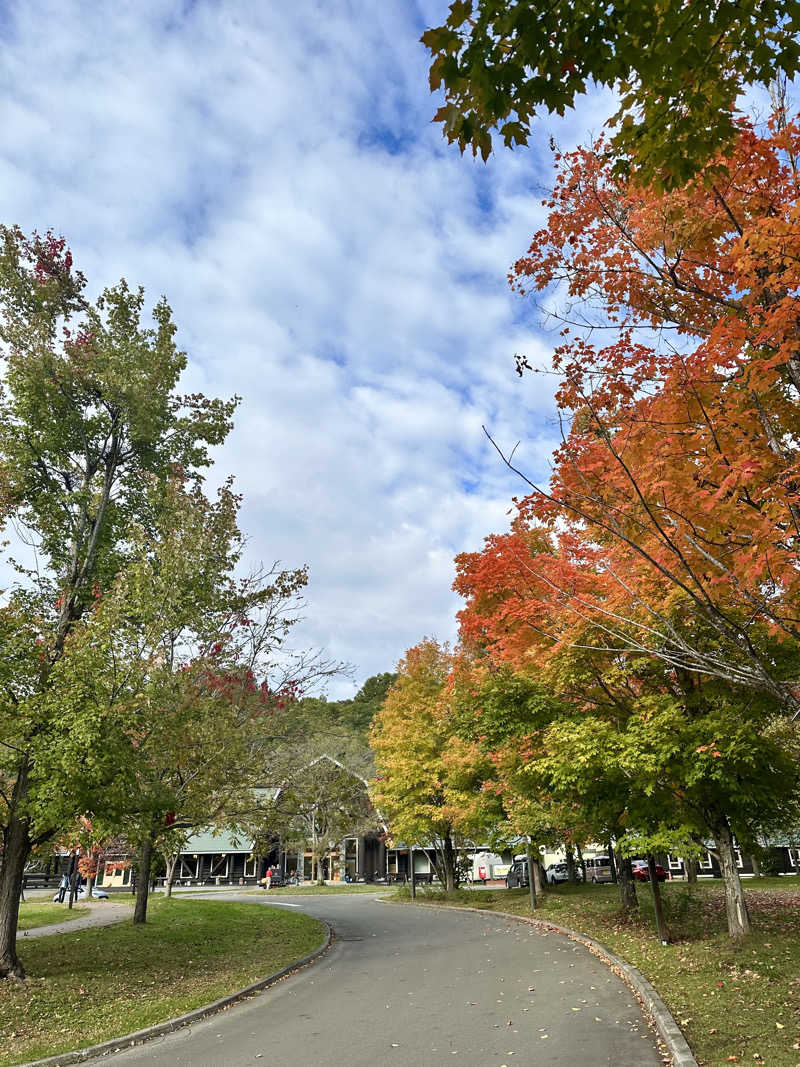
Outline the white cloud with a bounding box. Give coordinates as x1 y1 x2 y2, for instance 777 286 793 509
0 0 614 695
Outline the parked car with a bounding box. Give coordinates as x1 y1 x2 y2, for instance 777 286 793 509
584 856 614 884
631 860 668 882
505 859 529 889
52 885 109 902
545 862 584 884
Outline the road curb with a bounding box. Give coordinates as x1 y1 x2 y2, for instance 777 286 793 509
20 921 333 1067
386 898 697 1067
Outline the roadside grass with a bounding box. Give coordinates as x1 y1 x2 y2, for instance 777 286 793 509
397 876 800 1066
0 897 325 1066
17 902 90 931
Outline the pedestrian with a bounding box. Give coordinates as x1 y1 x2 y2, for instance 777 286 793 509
265 865 273 890
57 872 69 903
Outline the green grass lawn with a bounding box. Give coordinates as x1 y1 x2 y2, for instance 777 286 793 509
17 901 90 931
399 876 800 1066
0 897 325 1066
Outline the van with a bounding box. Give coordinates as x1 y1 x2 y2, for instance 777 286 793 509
505 859 529 888
584 856 613 883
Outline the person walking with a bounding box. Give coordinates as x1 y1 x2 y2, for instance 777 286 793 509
264 866 273 890
57 872 69 903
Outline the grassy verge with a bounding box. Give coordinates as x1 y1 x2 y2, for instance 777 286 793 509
0 897 325 1065
17 902 90 931
396 876 800 1066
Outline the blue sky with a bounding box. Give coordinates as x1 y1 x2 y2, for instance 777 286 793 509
0 1 614 695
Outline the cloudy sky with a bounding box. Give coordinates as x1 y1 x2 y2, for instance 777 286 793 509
1 1 613 695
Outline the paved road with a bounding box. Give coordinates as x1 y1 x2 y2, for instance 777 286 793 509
107 893 663 1066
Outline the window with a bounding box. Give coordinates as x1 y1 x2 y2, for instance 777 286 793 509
788 848 799 868
700 851 714 870
667 854 683 871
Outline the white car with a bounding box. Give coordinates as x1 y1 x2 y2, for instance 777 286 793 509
545 862 583 885
53 885 109 901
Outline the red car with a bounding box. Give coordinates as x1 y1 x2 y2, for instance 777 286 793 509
631 860 668 882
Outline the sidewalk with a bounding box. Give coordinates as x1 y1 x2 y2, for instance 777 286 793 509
17 901 132 941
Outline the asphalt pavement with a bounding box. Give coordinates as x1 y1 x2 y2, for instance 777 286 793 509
103 891 663 1067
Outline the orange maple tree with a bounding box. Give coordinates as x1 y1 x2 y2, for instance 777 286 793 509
482 116 800 713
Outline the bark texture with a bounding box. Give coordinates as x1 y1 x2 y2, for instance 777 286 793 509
133 836 154 925
715 821 751 937
647 855 669 943
0 809 31 979
616 851 638 912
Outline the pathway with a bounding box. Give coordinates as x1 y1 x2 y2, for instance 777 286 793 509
17 900 132 941
105 892 663 1066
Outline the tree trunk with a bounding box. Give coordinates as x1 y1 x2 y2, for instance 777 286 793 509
66 853 78 910
685 857 698 884
441 837 457 892
616 850 638 913
525 841 537 910
607 841 618 884
647 855 669 944
165 853 178 898
576 844 587 883
565 846 578 884
0 809 32 980
133 836 154 925
714 821 751 937
750 853 762 877
532 858 544 894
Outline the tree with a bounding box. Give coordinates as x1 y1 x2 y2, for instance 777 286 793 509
422 1 800 184
455 533 800 935
451 665 586 903
339 673 398 736
493 118 800 718
0 227 234 978
370 641 495 891
254 755 380 883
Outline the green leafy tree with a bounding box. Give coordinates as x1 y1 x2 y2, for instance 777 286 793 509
370 641 495 891
422 0 800 184
82 480 309 924
0 227 234 978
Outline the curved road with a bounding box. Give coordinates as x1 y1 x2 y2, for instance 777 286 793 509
108 892 663 1066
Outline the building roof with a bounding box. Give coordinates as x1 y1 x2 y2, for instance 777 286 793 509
183 828 254 854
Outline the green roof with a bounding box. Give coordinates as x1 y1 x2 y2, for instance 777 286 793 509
182 828 254 854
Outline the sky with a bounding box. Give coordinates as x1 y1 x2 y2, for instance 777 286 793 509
0 1 614 696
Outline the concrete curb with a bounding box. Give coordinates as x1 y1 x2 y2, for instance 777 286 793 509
20 922 333 1067
384 898 697 1067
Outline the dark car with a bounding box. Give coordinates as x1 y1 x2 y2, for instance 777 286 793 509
505 859 529 888
631 860 668 882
